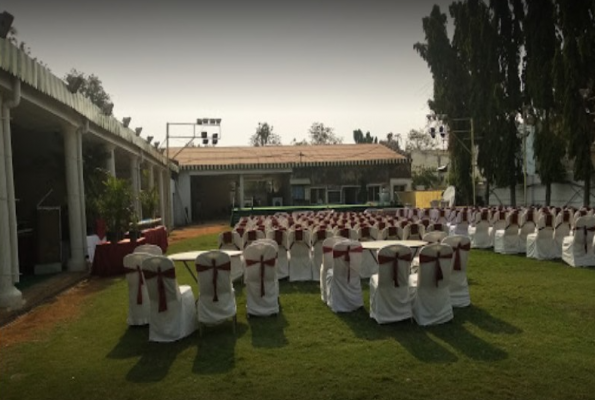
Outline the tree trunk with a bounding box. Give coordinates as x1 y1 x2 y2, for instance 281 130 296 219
584 172 591 207
485 180 490 206
510 182 516 207
545 182 551 206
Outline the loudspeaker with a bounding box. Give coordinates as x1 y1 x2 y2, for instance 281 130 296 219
0 12 14 39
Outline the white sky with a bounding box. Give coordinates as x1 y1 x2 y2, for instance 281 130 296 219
3 0 454 147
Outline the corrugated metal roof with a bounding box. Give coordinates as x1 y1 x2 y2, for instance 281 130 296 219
171 144 410 171
0 38 170 168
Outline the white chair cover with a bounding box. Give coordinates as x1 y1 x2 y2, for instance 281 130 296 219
326 240 364 313
195 251 236 326
369 244 413 324
242 229 266 249
244 242 279 316
123 253 151 325
357 226 377 279
562 216 595 267
518 211 537 253
320 237 347 303
288 229 313 281
267 229 289 280
526 213 557 260
403 223 425 240
410 243 454 326
134 244 163 255
469 210 492 249
554 211 572 258
311 229 332 282
442 235 471 307
422 231 447 244
494 213 521 254
219 231 245 281
86 234 102 263
449 211 470 237
141 256 197 342
489 211 507 246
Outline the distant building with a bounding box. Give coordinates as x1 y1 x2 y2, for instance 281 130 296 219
170 144 412 225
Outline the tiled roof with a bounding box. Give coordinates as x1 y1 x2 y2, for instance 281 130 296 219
171 144 410 171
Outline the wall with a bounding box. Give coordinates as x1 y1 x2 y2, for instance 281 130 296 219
410 149 449 173
397 190 443 208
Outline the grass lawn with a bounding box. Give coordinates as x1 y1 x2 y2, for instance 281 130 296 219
1 233 595 400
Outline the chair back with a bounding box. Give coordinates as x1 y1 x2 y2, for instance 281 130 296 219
218 231 241 250
141 256 181 313
332 240 363 284
376 244 412 288
242 229 266 249
195 251 233 303
572 216 595 254
288 228 311 249
442 235 471 273
243 242 278 295
123 253 151 306
403 223 425 240
134 244 163 255
417 243 453 289
423 231 447 244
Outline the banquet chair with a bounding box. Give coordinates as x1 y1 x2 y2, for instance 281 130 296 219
243 242 279 316
526 213 557 260
218 231 241 251
86 234 102 263
320 237 348 303
562 215 595 267
195 251 236 336
311 228 333 282
326 240 364 313
468 210 492 249
242 229 265 249
489 211 507 248
385 225 402 240
449 210 470 237
494 212 521 254
369 244 413 324
358 226 377 279
141 256 197 342
403 223 425 240
442 235 471 307
554 211 572 258
122 253 151 326
410 243 454 326
134 244 163 255
267 229 289 280
288 229 313 281
518 210 537 253
422 231 447 244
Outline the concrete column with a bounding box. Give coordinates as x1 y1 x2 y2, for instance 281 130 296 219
148 164 155 190
130 155 141 220
64 126 86 271
106 144 116 177
177 172 191 225
166 170 173 229
2 102 20 283
158 167 165 223
77 129 88 260
238 174 245 209
0 95 23 309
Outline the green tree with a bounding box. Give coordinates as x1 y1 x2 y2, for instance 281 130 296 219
64 69 113 115
405 128 439 151
353 129 377 144
249 122 281 146
554 0 595 206
524 0 566 206
308 122 342 145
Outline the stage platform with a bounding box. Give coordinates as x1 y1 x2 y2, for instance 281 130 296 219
230 204 401 226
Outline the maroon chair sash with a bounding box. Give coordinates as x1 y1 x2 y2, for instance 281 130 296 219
419 252 452 287
378 252 412 287
245 255 276 297
196 259 231 302
451 242 471 271
219 232 239 250
143 267 176 312
333 245 363 282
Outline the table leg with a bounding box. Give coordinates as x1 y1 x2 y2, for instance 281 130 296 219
182 261 198 283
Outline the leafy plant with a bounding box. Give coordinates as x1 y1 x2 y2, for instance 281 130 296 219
140 186 160 219
96 176 134 239
412 166 442 189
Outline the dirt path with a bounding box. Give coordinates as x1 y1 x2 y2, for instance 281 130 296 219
0 222 229 349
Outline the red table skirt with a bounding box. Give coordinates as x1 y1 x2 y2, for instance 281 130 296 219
91 226 168 277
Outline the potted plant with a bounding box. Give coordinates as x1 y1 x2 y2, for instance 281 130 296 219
97 176 134 243
129 211 141 243
140 186 159 220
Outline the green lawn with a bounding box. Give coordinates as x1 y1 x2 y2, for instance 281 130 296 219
1 234 595 400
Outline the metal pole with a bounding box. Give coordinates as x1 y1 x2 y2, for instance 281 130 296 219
166 123 169 160
523 129 528 206
470 118 476 207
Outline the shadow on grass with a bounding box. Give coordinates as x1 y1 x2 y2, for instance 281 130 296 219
106 326 149 359
457 304 522 334
126 333 196 382
192 321 248 375
248 307 289 348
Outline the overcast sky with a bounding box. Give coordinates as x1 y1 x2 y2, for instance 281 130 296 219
3 0 454 147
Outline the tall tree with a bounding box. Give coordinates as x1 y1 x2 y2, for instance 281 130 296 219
524 0 565 205
64 69 113 115
308 123 342 145
249 122 281 146
554 0 595 206
353 129 377 144
405 129 439 151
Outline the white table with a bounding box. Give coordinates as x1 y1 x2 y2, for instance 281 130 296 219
169 250 243 282
361 240 427 250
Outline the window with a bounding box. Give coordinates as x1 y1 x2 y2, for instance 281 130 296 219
328 190 341 204
367 185 380 202
310 188 326 204
393 185 406 192
291 185 305 201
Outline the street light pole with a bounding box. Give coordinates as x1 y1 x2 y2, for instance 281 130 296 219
470 118 476 207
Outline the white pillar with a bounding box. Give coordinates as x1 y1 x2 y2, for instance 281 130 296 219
130 155 141 220
238 174 245 209
148 164 155 190
106 144 116 177
64 126 85 271
158 167 165 223
2 102 20 283
177 172 191 225
0 95 23 309
77 128 88 260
